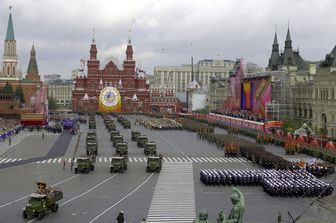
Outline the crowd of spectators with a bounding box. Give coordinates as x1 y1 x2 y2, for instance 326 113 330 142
0 118 20 134
211 109 266 122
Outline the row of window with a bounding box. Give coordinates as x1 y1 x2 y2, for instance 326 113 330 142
315 88 335 100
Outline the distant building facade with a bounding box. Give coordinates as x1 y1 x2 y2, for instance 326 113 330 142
72 37 150 113
47 80 73 111
44 74 61 83
153 59 235 93
149 83 180 113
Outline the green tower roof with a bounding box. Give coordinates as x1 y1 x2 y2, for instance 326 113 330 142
6 13 15 40
27 45 38 74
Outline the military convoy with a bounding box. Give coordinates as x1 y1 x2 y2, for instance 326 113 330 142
146 155 163 172
86 130 98 155
116 142 128 155
110 130 120 141
144 142 157 156
74 155 95 174
88 115 96 129
110 156 127 173
22 182 63 220
113 135 124 147
131 130 141 141
137 135 148 147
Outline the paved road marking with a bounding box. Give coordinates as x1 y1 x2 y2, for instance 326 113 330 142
147 162 196 223
0 174 80 209
89 173 154 223
3 156 250 164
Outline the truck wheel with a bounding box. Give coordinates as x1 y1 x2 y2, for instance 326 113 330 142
74 168 78 174
51 204 59 212
22 210 27 219
37 212 44 220
90 165 94 171
85 168 89 174
110 167 113 173
146 167 150 172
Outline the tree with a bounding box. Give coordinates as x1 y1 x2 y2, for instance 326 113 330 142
14 85 25 104
3 81 14 94
48 97 58 111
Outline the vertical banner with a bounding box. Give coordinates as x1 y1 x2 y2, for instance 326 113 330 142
98 87 121 113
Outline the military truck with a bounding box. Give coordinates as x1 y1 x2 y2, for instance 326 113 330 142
131 130 141 141
22 182 63 220
74 156 95 174
110 130 120 141
86 130 98 155
144 142 157 156
110 156 127 173
116 142 128 155
122 120 131 129
137 135 148 148
113 135 124 147
107 123 116 132
146 155 163 172
89 120 96 129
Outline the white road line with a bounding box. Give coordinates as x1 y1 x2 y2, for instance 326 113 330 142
68 158 72 163
0 174 80 209
163 158 168 162
11 158 17 162
191 157 198 162
138 157 143 162
89 173 154 223
172 158 178 162
167 158 172 162
209 157 218 162
109 157 112 162
196 158 203 162
99 157 102 162
36 161 40 164
4 158 12 163
47 159 52 163
18 158 22 161
134 157 138 162
104 157 107 162
0 158 7 163
58 158 62 163
143 157 147 162
41 160 47 164
52 158 57 163
177 157 183 162
129 157 133 162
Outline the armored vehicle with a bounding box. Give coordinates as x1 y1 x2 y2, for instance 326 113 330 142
110 130 120 141
144 142 157 156
122 120 131 129
89 120 96 129
137 135 148 148
131 130 141 141
22 182 63 220
116 142 128 155
146 155 163 172
110 156 127 173
107 123 116 132
113 135 124 147
74 156 95 174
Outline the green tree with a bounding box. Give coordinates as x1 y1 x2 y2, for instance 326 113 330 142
3 81 14 94
48 97 58 111
14 85 25 103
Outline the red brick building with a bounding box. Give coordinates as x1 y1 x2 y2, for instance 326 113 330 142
150 83 181 113
72 37 150 113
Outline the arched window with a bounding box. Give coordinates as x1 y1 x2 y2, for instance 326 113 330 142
12 66 15 76
7 66 10 76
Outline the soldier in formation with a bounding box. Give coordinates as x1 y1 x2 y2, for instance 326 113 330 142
200 169 333 197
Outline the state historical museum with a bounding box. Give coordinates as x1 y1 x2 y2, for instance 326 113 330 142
72 36 150 113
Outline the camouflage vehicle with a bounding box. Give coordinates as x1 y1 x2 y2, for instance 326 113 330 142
86 131 98 155
110 156 127 173
116 142 128 155
113 135 124 147
146 155 163 172
22 182 63 220
107 123 116 132
144 142 157 156
110 130 120 141
122 120 131 129
74 156 95 174
131 130 141 141
137 135 148 148
89 120 96 129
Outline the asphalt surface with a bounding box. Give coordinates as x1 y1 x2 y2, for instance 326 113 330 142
0 114 334 223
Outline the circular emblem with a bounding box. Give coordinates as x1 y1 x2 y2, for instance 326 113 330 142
100 87 120 107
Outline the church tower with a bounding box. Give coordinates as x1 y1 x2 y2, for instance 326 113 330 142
123 39 136 75
26 44 41 82
2 7 19 79
281 27 297 68
267 31 280 70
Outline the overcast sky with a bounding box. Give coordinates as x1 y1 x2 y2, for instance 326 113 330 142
1 0 336 78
